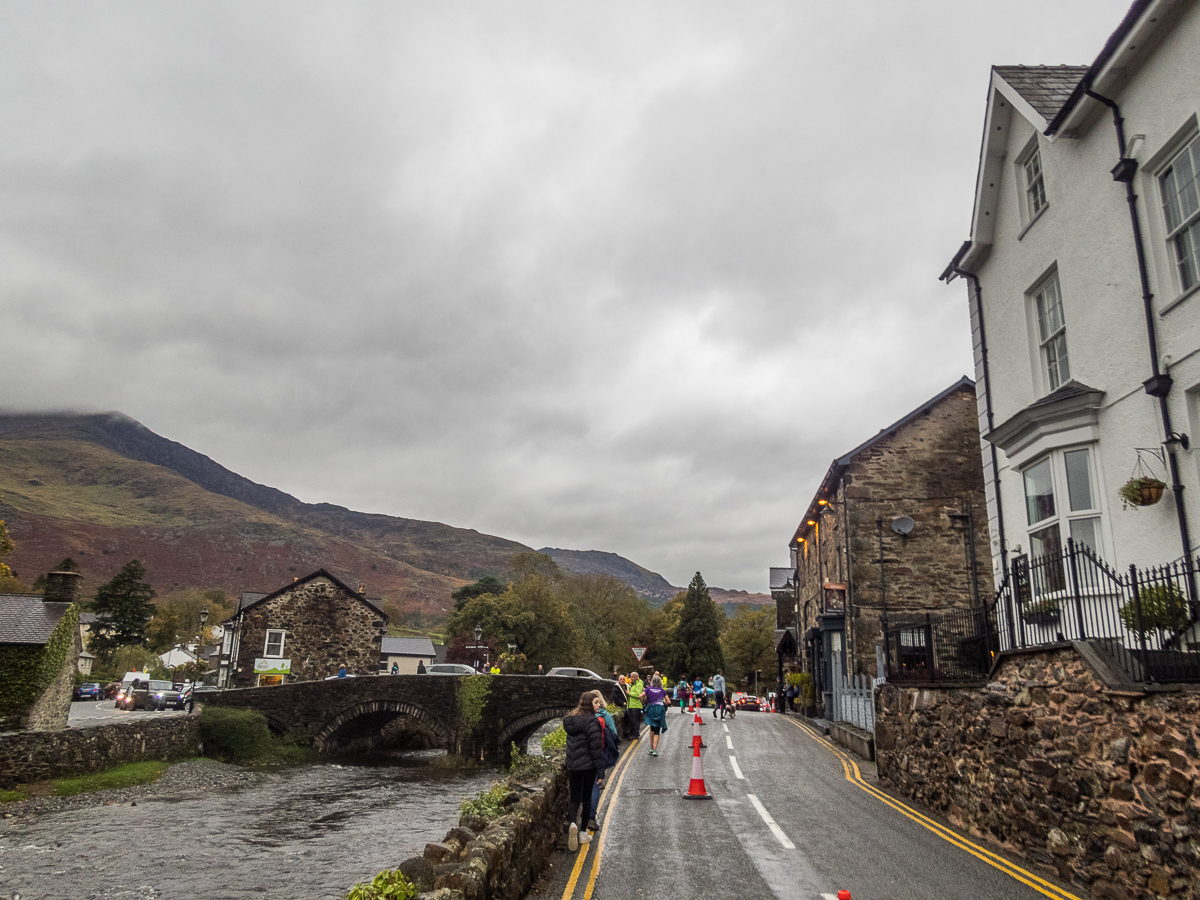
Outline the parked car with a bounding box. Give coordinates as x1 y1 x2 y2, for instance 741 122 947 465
546 667 607 680
424 663 476 675
74 682 104 701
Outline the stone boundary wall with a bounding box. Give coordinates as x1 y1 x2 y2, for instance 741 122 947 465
0 717 202 789
875 645 1199 899
394 761 569 900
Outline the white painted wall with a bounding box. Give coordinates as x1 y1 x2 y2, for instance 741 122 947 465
968 2 1200 581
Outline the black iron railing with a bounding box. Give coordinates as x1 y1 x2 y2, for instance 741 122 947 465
883 540 1200 685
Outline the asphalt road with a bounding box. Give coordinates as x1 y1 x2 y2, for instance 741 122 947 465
536 708 1085 900
66 698 189 726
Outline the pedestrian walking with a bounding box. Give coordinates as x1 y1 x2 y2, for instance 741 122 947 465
625 672 645 737
588 689 620 831
712 669 726 719
676 679 691 713
337 664 347 679
642 674 669 756
563 691 606 850
611 675 628 714
692 675 706 709
416 659 427 674
390 662 399 675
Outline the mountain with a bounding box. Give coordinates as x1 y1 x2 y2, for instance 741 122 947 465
537 548 679 600
0 411 771 613
538 547 773 610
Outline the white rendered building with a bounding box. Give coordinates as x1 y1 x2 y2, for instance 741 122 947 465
944 0 1200 593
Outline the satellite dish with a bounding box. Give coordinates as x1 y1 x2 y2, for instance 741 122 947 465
891 516 914 535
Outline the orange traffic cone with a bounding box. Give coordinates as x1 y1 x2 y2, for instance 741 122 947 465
694 709 705 727
837 892 851 900
682 737 712 799
692 714 706 749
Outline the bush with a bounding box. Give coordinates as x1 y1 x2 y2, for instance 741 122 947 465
346 868 416 900
460 782 509 820
199 707 273 763
541 724 566 754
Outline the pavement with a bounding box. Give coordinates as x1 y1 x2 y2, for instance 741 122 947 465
533 707 1086 900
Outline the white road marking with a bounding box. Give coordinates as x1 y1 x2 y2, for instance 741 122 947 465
723 723 729 733
726 735 734 750
747 793 795 850
729 756 744 780
821 894 838 900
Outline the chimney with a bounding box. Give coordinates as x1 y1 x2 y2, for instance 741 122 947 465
44 571 82 604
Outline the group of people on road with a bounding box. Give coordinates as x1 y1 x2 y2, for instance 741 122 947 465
670 669 733 720
563 667 735 847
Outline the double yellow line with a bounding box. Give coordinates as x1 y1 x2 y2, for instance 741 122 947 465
559 728 644 900
784 718 1085 900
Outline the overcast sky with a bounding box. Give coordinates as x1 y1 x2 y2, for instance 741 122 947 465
1 1 1132 592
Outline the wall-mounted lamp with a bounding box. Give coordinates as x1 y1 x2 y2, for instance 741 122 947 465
1164 432 1190 454
806 519 816 526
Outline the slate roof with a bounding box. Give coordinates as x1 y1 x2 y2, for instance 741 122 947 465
769 567 797 591
993 66 1089 121
380 636 436 657
0 594 75 645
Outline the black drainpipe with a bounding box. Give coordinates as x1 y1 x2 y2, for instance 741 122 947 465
1085 88 1195 576
944 260 1008 575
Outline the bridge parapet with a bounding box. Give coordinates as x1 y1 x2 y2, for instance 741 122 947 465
204 674 607 761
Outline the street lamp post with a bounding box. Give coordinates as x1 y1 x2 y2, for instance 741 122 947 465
188 607 208 713
474 625 483 671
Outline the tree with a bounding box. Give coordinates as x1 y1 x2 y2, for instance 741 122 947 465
452 575 507 611
89 560 156 657
509 552 561 582
144 589 232 652
0 519 33 593
721 605 776 691
666 572 725 681
560 574 652 675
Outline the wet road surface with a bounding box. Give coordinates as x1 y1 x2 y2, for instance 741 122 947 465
538 709 1086 900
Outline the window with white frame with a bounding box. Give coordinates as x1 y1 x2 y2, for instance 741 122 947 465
1022 144 1048 220
1022 447 1102 562
264 629 286 658
1160 132 1200 295
1032 273 1069 392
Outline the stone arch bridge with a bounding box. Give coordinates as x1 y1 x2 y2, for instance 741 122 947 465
204 674 607 761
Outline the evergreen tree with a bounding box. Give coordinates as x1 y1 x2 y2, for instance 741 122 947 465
89 560 156 657
666 572 724 680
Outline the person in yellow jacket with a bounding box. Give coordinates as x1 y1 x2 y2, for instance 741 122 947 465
625 671 645 738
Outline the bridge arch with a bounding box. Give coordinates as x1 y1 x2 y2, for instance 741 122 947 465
313 699 451 753
497 705 574 753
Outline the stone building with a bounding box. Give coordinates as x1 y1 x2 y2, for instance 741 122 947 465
775 378 993 706
228 570 388 687
0 570 83 730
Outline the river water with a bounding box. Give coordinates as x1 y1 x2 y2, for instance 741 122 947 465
0 754 497 900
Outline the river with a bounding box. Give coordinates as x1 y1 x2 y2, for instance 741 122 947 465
0 753 497 900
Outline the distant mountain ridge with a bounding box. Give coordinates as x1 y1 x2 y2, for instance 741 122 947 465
537 548 679 600
0 411 770 611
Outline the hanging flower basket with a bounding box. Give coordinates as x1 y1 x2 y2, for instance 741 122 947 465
1119 476 1166 510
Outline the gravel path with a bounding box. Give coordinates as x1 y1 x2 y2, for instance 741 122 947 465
0 758 263 820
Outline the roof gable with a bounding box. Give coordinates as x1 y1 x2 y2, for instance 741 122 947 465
237 569 388 620
381 636 436 657
790 377 976 544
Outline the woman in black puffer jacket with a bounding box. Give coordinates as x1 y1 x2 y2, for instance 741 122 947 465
562 691 606 851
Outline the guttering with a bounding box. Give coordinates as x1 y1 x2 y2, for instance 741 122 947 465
1085 86 1195 571
941 242 1008 573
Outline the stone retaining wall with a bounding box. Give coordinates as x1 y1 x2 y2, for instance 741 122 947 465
393 762 568 900
875 645 1199 899
0 717 202 789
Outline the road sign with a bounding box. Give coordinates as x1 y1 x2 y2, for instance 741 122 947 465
631 646 647 661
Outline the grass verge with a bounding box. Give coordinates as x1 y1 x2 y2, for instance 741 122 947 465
0 760 172 805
